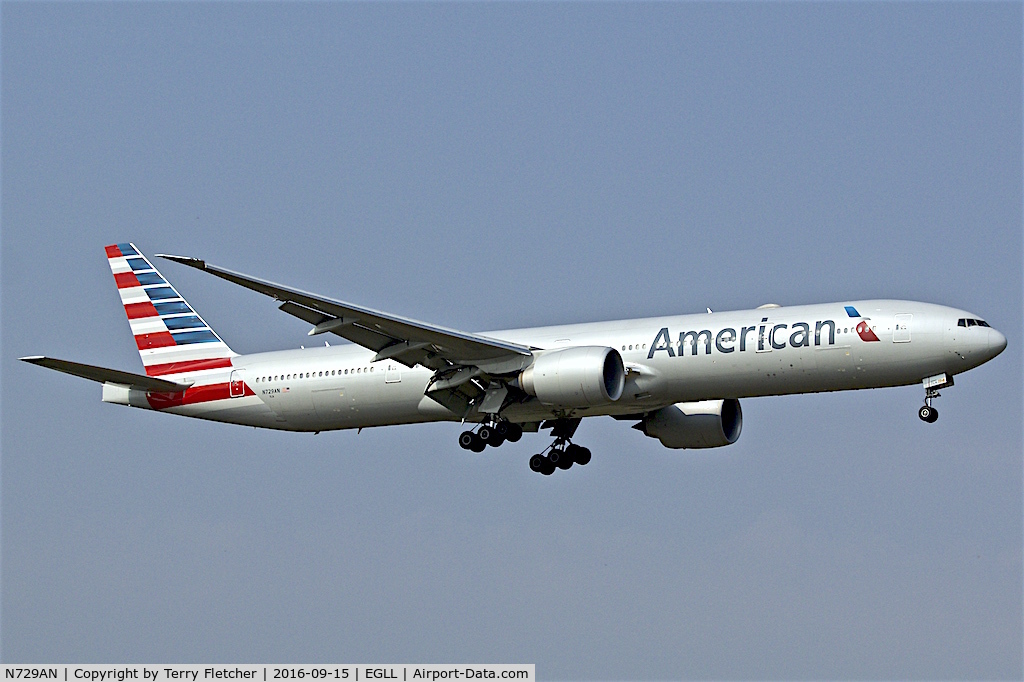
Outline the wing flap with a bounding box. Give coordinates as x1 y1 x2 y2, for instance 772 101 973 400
21 356 193 392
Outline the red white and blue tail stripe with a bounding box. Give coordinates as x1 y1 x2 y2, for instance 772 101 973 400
105 243 237 377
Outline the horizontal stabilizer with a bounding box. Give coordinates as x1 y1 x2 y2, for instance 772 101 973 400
20 356 192 392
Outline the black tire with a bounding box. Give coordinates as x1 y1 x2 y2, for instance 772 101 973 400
926 407 939 423
458 431 476 450
505 423 523 443
541 459 556 475
573 446 592 466
469 434 486 453
552 448 574 470
494 421 510 438
530 454 547 472
918 406 934 422
480 425 505 447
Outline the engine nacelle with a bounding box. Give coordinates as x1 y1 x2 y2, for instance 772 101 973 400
639 399 742 449
519 346 625 407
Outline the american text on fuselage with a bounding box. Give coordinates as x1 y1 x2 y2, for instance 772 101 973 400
647 316 843 358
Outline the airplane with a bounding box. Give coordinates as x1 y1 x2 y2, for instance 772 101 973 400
22 243 1007 476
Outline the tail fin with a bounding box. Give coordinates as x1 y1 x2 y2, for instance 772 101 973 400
105 242 236 377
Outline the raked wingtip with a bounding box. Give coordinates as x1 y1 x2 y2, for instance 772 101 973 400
156 253 206 269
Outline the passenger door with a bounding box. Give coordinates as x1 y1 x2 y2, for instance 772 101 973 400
893 314 912 343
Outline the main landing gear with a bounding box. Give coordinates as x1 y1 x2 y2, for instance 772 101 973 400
459 416 592 476
528 439 592 476
458 420 523 453
526 417 589 476
918 373 953 423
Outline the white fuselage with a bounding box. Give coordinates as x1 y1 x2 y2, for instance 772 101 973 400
109 299 1005 431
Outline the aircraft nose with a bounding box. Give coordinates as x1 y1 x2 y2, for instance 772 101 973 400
989 328 1007 358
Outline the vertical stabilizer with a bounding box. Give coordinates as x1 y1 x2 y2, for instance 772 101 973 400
105 242 236 377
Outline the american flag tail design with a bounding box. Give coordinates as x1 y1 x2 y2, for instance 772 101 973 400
105 242 237 379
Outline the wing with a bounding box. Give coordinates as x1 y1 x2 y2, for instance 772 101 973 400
156 254 533 372
20 356 192 392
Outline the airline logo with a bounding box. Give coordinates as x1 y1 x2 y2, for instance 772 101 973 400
105 243 236 376
845 306 880 342
650 306 882 360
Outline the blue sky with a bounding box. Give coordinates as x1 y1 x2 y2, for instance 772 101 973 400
3 3 1021 678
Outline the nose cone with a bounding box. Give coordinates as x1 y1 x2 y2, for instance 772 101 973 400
989 328 1008 358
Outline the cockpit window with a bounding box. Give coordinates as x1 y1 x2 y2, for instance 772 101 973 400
959 317 991 328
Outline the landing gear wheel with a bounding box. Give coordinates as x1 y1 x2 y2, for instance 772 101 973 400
479 424 505 447
458 431 477 450
918 405 938 423
505 423 523 443
469 434 487 452
551 448 574 470
529 454 555 475
567 444 591 466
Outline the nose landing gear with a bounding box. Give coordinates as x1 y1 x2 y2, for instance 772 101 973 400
918 373 953 423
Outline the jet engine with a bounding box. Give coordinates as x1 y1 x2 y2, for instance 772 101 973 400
518 346 625 407
638 399 742 449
